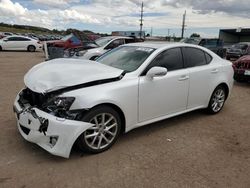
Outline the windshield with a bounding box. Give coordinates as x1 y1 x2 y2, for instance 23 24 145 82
95 37 112 47
61 34 73 41
97 46 155 72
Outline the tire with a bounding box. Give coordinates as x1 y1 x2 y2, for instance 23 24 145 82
27 45 36 52
77 105 121 153
207 86 226 114
0 45 2 51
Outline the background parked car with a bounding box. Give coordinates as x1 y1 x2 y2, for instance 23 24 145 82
0 32 13 39
46 33 82 49
0 35 42 52
232 55 250 82
226 42 250 60
181 37 226 58
78 36 136 60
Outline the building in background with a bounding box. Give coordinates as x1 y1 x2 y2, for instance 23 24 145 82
112 31 145 39
219 28 250 45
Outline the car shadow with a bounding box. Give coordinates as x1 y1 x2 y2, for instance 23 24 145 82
0 50 41 53
234 81 250 87
71 109 206 158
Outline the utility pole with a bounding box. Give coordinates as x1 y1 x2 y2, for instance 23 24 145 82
139 2 144 39
181 10 186 38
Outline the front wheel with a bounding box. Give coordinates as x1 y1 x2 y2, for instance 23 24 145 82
207 86 226 114
77 105 121 153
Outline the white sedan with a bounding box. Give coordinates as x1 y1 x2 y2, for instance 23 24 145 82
13 42 234 158
78 36 135 60
0 35 42 52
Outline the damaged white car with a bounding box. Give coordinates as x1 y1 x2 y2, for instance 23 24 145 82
13 43 234 158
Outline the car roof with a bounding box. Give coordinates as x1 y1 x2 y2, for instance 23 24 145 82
5 35 35 40
98 36 133 40
238 42 250 45
123 42 202 49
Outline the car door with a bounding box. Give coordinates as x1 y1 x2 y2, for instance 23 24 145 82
139 48 189 122
1 37 17 50
182 47 220 109
19 37 32 50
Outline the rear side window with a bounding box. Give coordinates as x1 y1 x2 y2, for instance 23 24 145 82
183 47 207 68
17 37 31 41
125 38 135 44
205 52 212 64
145 48 183 72
7 37 17 41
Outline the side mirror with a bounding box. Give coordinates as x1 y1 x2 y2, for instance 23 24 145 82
146 66 167 78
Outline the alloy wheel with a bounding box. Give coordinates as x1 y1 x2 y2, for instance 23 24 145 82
84 113 118 150
211 88 225 112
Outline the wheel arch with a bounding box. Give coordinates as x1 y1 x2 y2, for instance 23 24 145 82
209 82 229 103
90 103 126 134
71 102 126 155
216 82 229 100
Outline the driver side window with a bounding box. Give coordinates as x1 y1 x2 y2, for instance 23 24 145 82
144 48 184 74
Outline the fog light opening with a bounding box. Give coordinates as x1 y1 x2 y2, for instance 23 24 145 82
49 136 58 147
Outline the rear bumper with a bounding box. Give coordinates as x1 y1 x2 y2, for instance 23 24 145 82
234 73 250 81
13 91 93 158
226 53 242 59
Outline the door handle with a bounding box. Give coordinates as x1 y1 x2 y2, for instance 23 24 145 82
211 69 219 73
178 75 189 81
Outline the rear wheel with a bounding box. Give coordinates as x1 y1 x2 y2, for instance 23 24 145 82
77 105 121 153
207 86 226 114
27 45 36 52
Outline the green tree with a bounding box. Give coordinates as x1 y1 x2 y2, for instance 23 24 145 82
190 33 200 38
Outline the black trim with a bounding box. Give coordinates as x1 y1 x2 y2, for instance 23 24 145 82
20 124 30 135
48 71 126 95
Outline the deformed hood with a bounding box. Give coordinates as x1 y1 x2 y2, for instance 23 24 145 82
24 58 123 93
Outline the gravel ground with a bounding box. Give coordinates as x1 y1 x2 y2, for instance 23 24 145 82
0 51 249 188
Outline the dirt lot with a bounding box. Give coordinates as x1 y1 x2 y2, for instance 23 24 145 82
0 51 249 188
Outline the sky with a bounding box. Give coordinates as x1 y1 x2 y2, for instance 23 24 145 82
0 0 250 37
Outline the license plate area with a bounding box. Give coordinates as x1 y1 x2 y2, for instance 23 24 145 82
244 70 250 75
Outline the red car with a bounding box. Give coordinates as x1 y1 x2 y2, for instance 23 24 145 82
233 55 250 82
46 34 82 49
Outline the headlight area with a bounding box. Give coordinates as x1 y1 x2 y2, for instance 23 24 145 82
18 88 83 120
42 97 79 120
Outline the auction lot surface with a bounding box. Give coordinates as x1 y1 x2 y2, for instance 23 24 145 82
0 51 249 188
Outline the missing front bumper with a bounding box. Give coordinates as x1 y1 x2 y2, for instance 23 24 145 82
13 90 94 158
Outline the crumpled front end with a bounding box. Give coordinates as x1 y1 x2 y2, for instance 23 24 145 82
13 89 93 158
